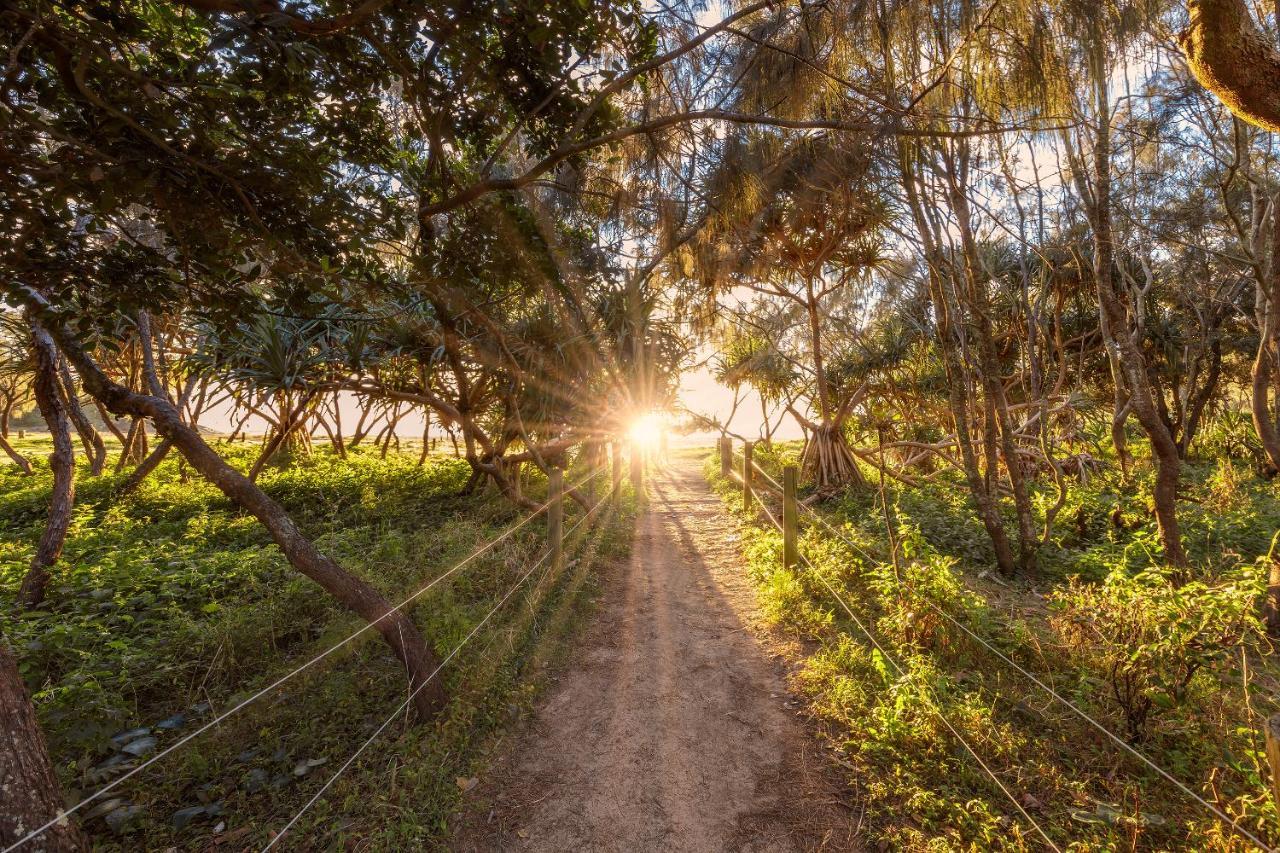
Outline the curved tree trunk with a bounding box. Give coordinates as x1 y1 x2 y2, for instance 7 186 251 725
1181 0 1280 132
1089 74 1188 568
1254 207 1280 472
0 642 88 851
24 303 447 720
0 402 33 475
17 320 76 609
117 438 174 497
57 359 106 476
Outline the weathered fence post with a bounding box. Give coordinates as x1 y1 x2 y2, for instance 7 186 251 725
1265 558 1280 639
1265 713 1280 815
742 440 753 512
783 464 798 569
584 441 597 503
720 436 732 477
630 440 643 493
611 440 622 498
549 467 564 572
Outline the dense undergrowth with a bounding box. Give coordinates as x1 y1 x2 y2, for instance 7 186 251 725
0 436 634 849
708 423 1280 851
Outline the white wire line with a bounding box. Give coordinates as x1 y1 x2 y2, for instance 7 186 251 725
747 459 1273 851
743 487 1062 851
4 466 605 853
260 503 602 851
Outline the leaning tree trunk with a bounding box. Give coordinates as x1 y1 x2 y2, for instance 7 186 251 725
17 321 76 609
57 359 105 476
899 142 1016 575
0 642 88 851
1254 207 1280 473
1089 74 1188 568
0 405 32 475
1181 0 1280 132
23 302 447 720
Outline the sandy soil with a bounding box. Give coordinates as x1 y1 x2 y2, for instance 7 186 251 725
449 451 860 852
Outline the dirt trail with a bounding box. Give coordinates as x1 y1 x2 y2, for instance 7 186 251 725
451 451 860 852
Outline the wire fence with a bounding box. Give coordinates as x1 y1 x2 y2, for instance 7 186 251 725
261 493 609 849
7 461 619 853
727 441 1274 852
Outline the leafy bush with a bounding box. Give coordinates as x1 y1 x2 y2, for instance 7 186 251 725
1049 570 1262 741
1194 410 1264 467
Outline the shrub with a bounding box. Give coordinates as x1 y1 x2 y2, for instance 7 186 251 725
1049 570 1262 741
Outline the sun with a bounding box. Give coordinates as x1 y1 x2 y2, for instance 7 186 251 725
627 412 665 449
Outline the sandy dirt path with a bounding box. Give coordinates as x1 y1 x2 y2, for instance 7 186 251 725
450 451 860 852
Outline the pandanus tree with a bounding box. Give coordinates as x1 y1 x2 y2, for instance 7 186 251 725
0 312 35 474
711 330 798 445
190 312 338 480
688 135 889 489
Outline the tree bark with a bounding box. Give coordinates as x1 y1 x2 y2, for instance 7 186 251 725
0 402 33 476
17 320 76 609
899 142 1016 574
117 438 174 497
22 300 447 719
1255 205 1280 472
950 169 1038 573
1181 0 1280 132
0 643 88 851
57 359 105 476
799 280 866 490
1089 74 1188 567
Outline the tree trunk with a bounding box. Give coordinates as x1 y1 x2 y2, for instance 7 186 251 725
0 433 32 475
800 282 865 490
951 173 1038 574
1181 0 1280 133
17 321 76 609
418 411 430 465
117 438 174 497
24 305 447 720
0 405 32 475
57 359 105 476
898 142 1016 575
1099 305 1134 477
0 643 88 851
1254 206 1280 472
800 423 865 491
1089 73 1187 567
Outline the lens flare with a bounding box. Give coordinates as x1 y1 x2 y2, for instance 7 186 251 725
627 412 664 449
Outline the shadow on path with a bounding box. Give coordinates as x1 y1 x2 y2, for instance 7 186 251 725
450 450 861 852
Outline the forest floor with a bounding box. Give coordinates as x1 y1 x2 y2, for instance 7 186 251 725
450 448 860 852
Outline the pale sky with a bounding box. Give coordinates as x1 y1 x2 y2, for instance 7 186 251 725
193 365 792 449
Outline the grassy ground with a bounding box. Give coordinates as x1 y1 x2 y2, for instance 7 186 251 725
708 432 1279 852
0 434 634 849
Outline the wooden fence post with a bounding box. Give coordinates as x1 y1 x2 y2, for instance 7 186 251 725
783 464 798 568
549 467 564 572
630 440 643 493
611 440 622 498
1266 713 1280 815
1265 558 1280 639
742 440 753 512
720 436 732 477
